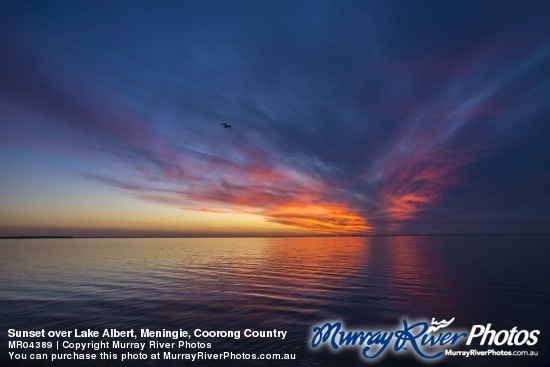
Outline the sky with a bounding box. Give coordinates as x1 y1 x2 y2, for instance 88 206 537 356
0 0 549 237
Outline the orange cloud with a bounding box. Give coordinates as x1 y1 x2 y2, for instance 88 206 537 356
263 202 370 234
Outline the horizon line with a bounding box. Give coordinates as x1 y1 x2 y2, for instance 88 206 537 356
1 233 549 240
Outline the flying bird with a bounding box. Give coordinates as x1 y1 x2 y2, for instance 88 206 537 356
221 123 231 128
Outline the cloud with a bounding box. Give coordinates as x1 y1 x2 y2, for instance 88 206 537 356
1 0 549 234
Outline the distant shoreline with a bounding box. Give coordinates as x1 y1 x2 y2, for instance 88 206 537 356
0 236 75 239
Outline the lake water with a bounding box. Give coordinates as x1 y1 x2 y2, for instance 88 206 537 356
1 236 549 366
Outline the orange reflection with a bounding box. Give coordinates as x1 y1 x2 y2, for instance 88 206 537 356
232 237 368 302
384 236 457 315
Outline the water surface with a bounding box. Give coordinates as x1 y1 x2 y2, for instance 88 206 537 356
1 236 549 366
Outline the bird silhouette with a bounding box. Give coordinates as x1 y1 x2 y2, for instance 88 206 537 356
221 123 231 128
